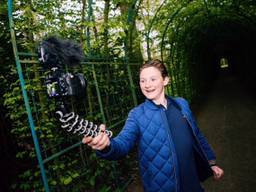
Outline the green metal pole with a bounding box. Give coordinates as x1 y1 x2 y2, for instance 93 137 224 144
124 0 140 107
92 64 107 123
7 1 50 191
87 0 107 123
146 0 167 60
160 6 183 62
202 0 211 16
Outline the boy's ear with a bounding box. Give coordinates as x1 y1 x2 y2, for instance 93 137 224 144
164 76 170 86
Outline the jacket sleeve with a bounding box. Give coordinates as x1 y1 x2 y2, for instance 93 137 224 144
177 97 216 163
96 109 140 160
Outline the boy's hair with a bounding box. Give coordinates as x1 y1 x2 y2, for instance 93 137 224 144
140 59 168 78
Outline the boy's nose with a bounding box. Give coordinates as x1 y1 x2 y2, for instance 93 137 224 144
144 82 151 88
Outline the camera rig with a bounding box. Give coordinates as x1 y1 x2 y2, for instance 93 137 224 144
38 36 112 138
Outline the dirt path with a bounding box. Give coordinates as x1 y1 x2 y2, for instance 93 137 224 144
197 70 256 192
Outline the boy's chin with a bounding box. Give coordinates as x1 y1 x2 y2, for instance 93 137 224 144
144 95 155 100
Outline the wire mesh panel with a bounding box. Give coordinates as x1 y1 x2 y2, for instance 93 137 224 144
12 51 143 191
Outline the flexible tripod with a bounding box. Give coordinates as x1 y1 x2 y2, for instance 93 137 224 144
55 101 112 138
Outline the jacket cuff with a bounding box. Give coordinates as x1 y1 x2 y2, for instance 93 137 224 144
99 144 111 153
96 142 113 158
209 159 217 166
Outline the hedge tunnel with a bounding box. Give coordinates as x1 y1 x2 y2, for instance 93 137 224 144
146 0 256 99
2 0 256 191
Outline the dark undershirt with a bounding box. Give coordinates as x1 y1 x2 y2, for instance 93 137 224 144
164 99 204 192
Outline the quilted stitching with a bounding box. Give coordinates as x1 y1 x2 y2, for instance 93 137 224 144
134 104 177 191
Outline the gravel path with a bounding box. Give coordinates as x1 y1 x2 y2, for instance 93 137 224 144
198 70 256 192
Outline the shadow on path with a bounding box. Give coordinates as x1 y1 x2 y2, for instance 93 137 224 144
198 69 256 192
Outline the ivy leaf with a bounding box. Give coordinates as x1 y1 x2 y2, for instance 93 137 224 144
63 176 72 185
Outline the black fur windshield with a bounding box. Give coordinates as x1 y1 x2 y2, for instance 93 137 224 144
38 36 85 69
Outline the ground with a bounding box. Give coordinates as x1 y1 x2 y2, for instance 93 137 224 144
127 69 256 192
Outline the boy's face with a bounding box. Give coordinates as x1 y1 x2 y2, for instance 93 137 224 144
139 66 169 103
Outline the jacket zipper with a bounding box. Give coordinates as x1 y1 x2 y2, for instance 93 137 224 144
161 109 178 192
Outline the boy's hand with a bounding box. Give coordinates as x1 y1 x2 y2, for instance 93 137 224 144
82 124 110 151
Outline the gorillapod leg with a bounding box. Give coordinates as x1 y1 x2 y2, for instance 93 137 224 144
54 101 112 138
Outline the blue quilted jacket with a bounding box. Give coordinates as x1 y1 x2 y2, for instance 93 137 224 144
97 96 216 192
